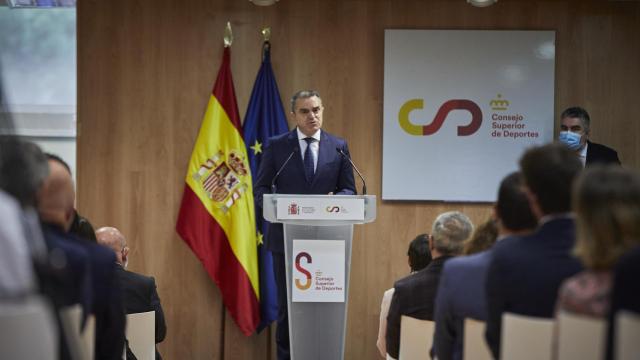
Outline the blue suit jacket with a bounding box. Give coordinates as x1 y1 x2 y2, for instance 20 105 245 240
484 218 583 359
433 249 497 360
254 129 356 253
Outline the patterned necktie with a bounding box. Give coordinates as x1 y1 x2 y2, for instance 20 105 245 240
303 137 315 182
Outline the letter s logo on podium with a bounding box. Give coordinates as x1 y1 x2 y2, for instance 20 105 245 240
294 252 312 290
399 99 483 136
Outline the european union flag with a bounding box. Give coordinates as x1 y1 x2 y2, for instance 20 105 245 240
243 41 289 331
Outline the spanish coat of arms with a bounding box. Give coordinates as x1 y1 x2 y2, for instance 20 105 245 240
192 149 250 213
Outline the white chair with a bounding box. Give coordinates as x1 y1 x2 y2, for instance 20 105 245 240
398 315 434 360
500 312 554 360
615 310 640 360
59 304 96 360
126 311 155 360
556 310 606 360
0 295 58 360
463 319 492 360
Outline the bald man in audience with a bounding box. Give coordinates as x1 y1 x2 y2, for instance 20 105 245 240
96 227 167 360
40 155 125 360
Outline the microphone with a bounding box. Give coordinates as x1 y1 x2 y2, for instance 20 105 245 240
336 147 367 195
271 147 299 193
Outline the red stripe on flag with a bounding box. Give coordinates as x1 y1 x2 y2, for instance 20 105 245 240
211 47 242 133
176 186 260 335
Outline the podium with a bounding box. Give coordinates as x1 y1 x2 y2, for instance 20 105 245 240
263 194 376 360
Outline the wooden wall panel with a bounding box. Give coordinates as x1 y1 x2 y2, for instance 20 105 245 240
77 0 640 359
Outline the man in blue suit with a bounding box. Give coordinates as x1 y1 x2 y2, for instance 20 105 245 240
432 172 537 360
40 155 126 360
254 90 356 360
485 143 584 359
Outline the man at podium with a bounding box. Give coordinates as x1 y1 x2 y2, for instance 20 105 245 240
254 90 356 360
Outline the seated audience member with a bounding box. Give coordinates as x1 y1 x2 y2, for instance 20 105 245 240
557 166 640 317
485 143 584 359
607 245 640 360
377 234 432 358
96 227 167 359
433 172 537 360
386 211 473 359
462 218 498 256
558 106 620 166
40 155 126 360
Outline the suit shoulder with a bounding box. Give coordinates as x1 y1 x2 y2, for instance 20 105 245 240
122 269 154 285
444 251 491 273
393 270 426 290
589 141 618 155
322 131 347 144
265 130 294 148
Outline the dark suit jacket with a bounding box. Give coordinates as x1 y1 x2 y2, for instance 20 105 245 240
78 238 126 360
386 256 452 359
117 265 167 359
41 223 92 312
586 141 620 165
41 224 126 360
485 217 583 359
433 249 498 360
254 129 356 253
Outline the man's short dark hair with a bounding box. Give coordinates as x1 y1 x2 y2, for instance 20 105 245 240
496 172 538 231
290 90 321 113
0 139 48 207
407 234 431 272
45 152 72 175
560 106 591 134
519 143 582 215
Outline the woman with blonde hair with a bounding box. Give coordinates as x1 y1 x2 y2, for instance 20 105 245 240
556 165 640 317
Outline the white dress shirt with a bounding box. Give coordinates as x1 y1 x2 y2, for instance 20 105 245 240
578 142 588 166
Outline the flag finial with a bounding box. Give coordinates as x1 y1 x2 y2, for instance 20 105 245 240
224 21 233 47
261 27 271 42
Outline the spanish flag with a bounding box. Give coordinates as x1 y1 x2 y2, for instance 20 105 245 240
176 46 260 335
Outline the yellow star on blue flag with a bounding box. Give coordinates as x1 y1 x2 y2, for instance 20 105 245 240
250 140 262 155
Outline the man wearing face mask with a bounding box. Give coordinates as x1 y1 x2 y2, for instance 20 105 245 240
96 227 167 359
558 106 620 166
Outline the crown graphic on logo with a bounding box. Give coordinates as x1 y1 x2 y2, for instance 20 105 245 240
490 94 510 111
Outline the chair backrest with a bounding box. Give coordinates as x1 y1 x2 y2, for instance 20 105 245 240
59 304 96 360
0 296 58 360
615 310 640 360
463 319 492 360
398 315 434 360
556 310 606 360
500 312 554 360
126 311 155 360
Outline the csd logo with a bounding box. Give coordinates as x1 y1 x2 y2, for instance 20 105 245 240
294 252 312 290
326 206 340 213
399 99 482 136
